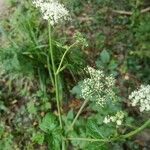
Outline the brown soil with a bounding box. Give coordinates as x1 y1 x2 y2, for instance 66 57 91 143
0 0 7 17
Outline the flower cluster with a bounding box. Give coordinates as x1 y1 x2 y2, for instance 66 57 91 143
103 111 125 127
33 0 70 26
129 85 150 112
80 66 116 106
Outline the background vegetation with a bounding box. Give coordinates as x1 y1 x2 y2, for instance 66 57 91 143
0 0 150 149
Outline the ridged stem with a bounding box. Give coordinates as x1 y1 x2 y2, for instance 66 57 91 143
48 20 62 128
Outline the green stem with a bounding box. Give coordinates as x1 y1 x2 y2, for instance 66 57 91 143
69 99 88 130
62 139 66 150
67 118 150 142
48 21 56 76
54 74 63 128
56 42 78 75
67 137 108 142
48 20 62 128
47 55 54 86
121 118 150 139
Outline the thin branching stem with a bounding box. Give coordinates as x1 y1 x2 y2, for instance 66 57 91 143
67 118 150 142
69 99 89 130
56 42 78 75
121 118 150 139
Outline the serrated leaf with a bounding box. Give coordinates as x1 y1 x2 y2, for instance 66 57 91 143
71 81 83 98
98 126 114 138
27 101 36 114
41 102 51 111
39 113 58 133
87 120 105 139
47 128 62 150
100 49 110 64
32 132 44 145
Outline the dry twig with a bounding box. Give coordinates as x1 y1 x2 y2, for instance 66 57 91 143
112 7 150 15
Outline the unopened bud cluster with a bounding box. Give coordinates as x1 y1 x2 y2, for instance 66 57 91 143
129 85 150 112
33 0 70 26
73 32 88 47
103 111 125 127
81 66 116 106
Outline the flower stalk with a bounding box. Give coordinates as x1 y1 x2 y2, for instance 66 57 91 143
56 41 78 75
69 99 89 130
48 20 62 128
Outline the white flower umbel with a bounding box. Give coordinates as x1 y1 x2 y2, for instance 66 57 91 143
80 66 116 107
103 115 111 124
103 111 125 127
129 85 150 112
33 0 70 26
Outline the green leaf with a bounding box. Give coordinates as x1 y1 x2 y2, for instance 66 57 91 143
87 119 114 139
87 120 105 139
95 59 103 69
67 109 74 120
27 101 36 114
32 132 44 145
108 60 118 70
39 113 58 133
71 81 83 98
98 126 114 138
41 102 51 111
47 128 62 150
100 49 110 64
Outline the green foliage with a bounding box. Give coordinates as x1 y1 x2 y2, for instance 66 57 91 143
96 50 118 75
131 13 150 58
0 122 13 150
47 128 62 150
71 81 83 98
100 49 110 64
0 0 150 149
32 132 44 145
0 0 85 82
39 113 62 150
40 113 58 132
126 6 150 82
87 120 108 139
27 101 37 114
74 32 88 47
